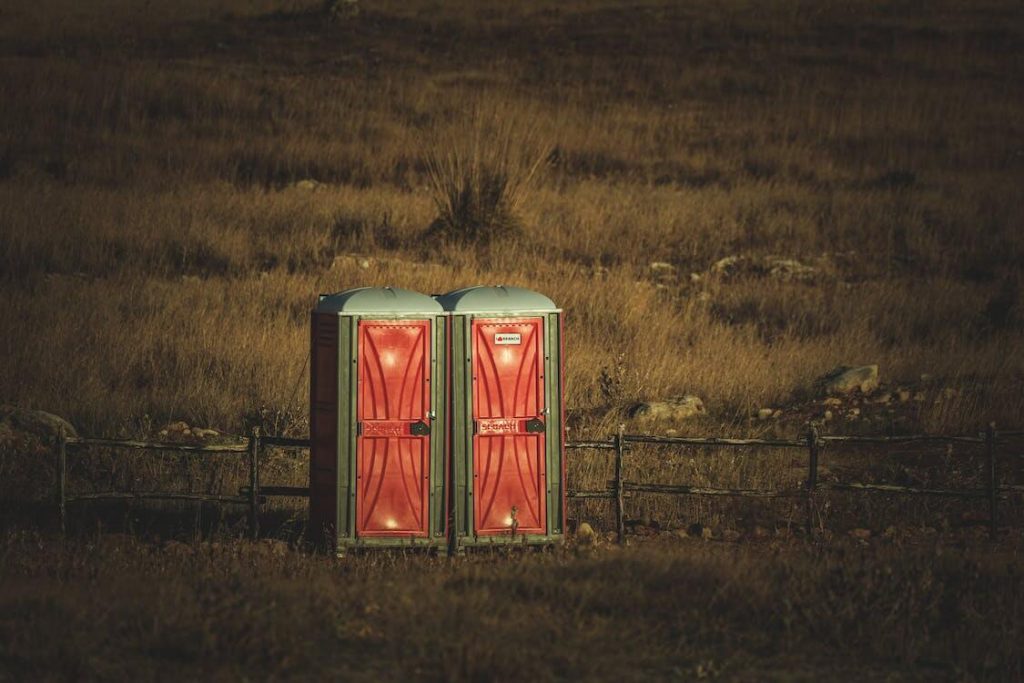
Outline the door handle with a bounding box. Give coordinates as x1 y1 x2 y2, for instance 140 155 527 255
410 421 431 436
525 418 545 433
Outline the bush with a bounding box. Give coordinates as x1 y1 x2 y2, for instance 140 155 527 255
425 106 550 245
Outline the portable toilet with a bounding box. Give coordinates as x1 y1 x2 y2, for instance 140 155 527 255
437 286 565 550
309 287 446 554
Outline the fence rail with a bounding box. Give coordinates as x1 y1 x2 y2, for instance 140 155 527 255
56 424 1023 542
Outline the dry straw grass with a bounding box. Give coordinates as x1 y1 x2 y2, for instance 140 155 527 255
1 532 1021 680
0 0 1021 521
2 1 1024 678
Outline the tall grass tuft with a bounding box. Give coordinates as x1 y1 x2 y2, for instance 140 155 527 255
425 106 550 245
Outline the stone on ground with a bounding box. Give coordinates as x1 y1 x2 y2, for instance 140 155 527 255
576 522 597 544
818 365 880 395
0 405 78 444
631 395 706 422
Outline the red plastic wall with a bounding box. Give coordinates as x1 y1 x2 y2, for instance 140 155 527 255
471 318 546 535
356 321 432 537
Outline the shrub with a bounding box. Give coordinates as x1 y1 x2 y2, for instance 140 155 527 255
425 106 550 245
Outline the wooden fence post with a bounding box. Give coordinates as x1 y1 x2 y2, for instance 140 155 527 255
248 427 261 540
58 427 67 536
986 422 997 540
805 423 820 536
615 424 625 545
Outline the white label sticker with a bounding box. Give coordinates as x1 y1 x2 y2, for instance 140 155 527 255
494 333 522 345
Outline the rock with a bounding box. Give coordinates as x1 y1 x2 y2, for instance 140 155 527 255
689 272 702 283
576 522 597 545
872 393 892 405
631 395 706 422
292 179 322 191
165 421 189 433
358 258 371 269
765 257 817 282
710 254 820 282
823 410 833 421
913 392 926 402
710 255 744 276
0 405 78 444
896 389 911 403
818 365 879 395
845 407 861 421
772 410 782 419
757 408 774 420
849 528 872 540
649 261 675 274
823 397 843 407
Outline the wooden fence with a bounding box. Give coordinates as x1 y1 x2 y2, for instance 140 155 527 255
57 425 1023 542
570 425 1024 544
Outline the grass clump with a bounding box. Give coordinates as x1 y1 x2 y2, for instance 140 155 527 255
425 106 549 245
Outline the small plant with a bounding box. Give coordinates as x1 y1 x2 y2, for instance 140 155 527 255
425 105 550 245
598 352 627 406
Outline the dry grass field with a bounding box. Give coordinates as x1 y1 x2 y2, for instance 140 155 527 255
2 0 1024 678
2 531 1022 681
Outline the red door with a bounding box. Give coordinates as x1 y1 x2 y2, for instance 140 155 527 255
471 318 546 535
357 320 432 537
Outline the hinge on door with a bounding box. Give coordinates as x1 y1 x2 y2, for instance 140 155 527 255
356 422 363 436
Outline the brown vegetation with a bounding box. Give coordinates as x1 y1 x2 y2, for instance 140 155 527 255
2 0 1021 440
2 532 1022 680
2 0 1023 678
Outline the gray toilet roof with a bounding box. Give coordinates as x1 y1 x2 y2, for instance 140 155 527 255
315 287 444 314
435 286 558 313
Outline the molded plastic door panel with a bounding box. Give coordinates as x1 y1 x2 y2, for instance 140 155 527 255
356 320 432 537
471 318 546 535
